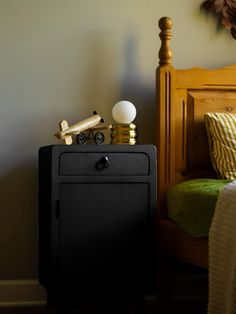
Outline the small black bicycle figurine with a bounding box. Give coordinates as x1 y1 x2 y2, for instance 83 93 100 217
76 126 107 145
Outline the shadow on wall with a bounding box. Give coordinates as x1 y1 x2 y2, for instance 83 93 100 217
120 34 156 144
0 161 38 279
79 31 156 145
80 31 119 125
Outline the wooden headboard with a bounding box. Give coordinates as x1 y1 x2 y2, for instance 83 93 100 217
156 17 236 217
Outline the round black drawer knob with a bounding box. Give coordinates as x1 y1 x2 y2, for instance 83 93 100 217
96 156 110 170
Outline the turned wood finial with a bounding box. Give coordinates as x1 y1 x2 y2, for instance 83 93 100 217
158 17 173 66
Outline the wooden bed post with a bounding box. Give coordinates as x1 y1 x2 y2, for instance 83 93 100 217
158 17 173 66
156 17 175 217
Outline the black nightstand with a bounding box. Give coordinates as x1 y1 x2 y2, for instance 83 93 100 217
38 144 157 312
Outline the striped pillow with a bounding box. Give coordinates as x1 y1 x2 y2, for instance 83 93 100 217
204 112 236 180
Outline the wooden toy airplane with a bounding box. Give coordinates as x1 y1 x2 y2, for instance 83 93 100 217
55 111 104 145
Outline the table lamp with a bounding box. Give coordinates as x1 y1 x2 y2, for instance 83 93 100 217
110 100 138 145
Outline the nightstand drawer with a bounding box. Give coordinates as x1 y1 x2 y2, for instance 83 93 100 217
58 152 150 175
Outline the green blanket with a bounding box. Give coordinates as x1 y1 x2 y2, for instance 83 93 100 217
167 178 231 237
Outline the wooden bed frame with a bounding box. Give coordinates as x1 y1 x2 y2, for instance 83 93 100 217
156 17 236 268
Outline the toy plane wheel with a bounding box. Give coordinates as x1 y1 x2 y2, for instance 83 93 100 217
76 133 87 145
95 131 105 145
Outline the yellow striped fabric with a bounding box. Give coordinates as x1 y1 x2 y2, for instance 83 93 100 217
204 112 236 180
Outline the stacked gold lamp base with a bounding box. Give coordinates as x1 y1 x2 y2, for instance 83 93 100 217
110 123 138 145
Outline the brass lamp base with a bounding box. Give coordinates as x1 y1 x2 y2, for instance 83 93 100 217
110 123 138 145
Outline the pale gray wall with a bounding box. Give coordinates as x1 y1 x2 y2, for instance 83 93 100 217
0 0 235 280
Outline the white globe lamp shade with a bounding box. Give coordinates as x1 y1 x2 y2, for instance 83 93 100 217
112 101 136 124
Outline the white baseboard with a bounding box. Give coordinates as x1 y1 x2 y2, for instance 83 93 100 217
0 279 47 307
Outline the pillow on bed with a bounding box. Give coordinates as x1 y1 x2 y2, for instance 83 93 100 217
204 112 236 180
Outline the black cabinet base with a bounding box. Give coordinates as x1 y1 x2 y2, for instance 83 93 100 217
48 291 145 314
39 145 156 313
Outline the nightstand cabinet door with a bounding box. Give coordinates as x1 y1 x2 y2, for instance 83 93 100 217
38 144 156 304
